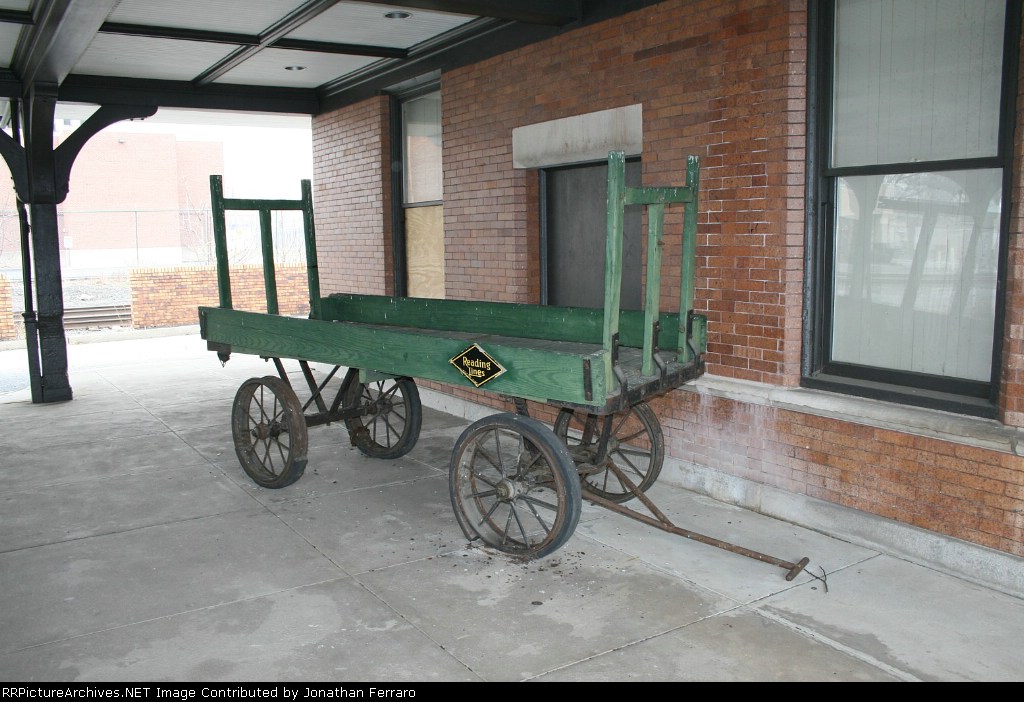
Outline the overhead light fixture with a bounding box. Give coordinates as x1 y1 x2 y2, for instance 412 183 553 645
384 11 411 19
285 65 306 71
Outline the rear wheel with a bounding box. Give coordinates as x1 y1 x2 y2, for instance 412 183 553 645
449 413 582 559
231 376 308 488
554 402 663 503
342 371 422 458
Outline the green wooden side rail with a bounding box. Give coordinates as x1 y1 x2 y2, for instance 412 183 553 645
200 151 705 410
209 175 321 320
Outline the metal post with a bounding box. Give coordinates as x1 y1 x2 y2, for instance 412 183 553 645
16 198 43 403
9 101 43 402
24 86 72 402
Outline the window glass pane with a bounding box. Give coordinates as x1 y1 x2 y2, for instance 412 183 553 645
831 170 1001 381
403 92 442 203
832 0 1004 167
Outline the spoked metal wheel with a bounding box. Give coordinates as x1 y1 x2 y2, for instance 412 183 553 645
450 413 582 559
342 371 422 459
553 401 664 503
231 376 308 489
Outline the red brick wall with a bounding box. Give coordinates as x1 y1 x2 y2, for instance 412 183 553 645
0 275 14 341
311 96 393 296
310 0 1024 558
59 131 224 252
439 0 806 384
176 141 226 211
128 265 310 328
665 391 1024 557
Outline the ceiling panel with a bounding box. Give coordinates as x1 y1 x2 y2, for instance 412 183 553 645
0 0 613 116
0 0 28 72
216 48 377 88
106 0 310 34
73 35 239 81
284 1 476 48
0 24 21 68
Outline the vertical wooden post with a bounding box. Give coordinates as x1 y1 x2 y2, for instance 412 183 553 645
678 155 700 362
603 151 626 390
209 175 232 310
259 208 279 315
642 204 664 376
301 179 321 320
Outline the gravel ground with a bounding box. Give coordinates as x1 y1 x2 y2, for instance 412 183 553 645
62 276 132 308
4 275 149 392
9 275 131 313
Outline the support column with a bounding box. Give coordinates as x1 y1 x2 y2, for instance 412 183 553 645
23 84 71 402
0 85 156 403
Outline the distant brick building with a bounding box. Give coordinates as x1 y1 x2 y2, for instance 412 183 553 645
56 128 224 270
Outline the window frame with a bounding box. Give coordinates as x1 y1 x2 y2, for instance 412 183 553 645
803 0 1020 418
388 81 441 297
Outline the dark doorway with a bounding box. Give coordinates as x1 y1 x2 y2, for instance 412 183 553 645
543 158 642 309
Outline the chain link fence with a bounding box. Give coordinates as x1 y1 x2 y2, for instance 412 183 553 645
0 207 308 312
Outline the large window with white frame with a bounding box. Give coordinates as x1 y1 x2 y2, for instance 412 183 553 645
805 0 1018 417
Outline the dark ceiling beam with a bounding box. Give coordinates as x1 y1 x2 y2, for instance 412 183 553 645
99 23 259 46
344 0 580 26
272 38 406 58
0 8 32 25
58 75 320 115
13 0 121 87
193 0 342 87
98 22 407 59
1 68 20 98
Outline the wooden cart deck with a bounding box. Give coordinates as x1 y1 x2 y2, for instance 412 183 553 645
201 292 706 413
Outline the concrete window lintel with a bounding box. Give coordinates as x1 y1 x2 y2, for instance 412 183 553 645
511 104 642 169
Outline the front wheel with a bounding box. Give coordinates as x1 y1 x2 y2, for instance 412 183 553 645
231 376 308 489
449 413 582 559
342 371 422 459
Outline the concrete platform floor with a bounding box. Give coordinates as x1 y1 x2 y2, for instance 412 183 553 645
1 330 1022 682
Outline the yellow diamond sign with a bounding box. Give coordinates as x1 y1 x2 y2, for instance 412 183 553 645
450 343 507 388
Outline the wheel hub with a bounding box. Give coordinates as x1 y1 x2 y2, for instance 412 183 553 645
252 421 285 440
495 478 523 502
365 396 392 419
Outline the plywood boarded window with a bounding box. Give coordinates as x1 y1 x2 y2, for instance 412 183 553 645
404 205 445 298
